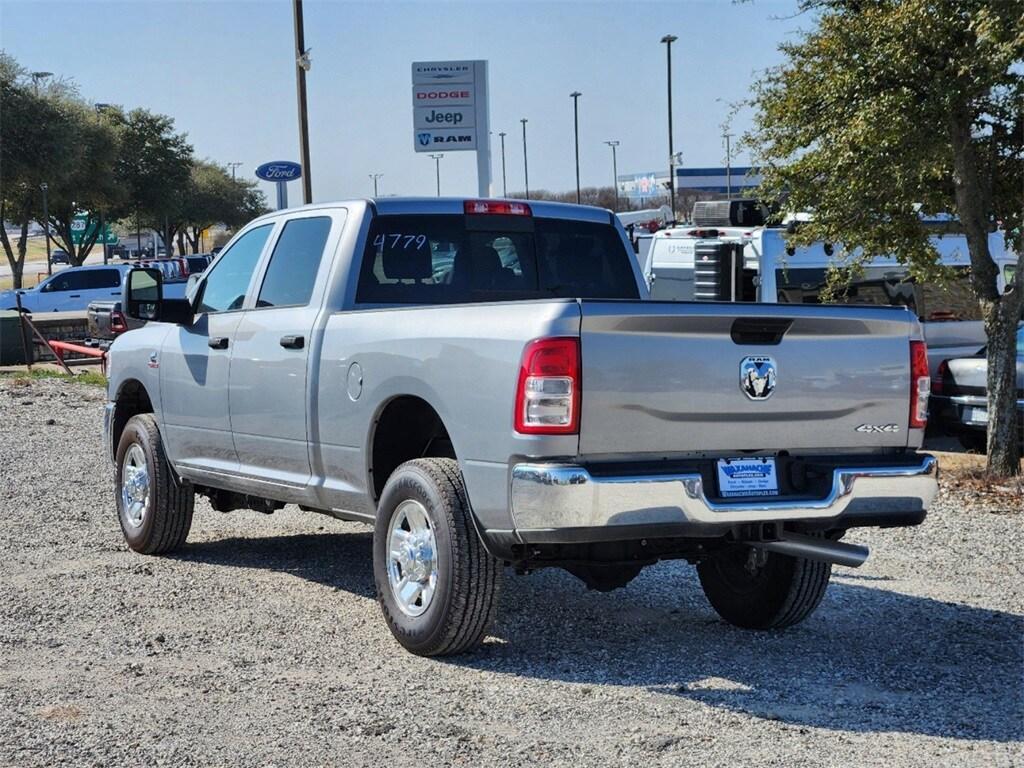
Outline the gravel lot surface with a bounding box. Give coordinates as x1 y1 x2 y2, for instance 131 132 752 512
1 376 1021 767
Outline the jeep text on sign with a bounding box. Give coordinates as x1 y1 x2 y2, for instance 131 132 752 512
414 106 475 130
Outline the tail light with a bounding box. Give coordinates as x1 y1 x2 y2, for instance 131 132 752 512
514 338 580 434
110 310 128 335
464 200 531 216
931 359 948 396
910 340 930 429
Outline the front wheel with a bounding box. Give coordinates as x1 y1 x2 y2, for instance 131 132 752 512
697 542 831 630
372 458 502 656
115 414 194 554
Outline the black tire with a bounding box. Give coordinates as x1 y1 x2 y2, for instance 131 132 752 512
373 458 502 656
697 542 831 630
114 413 193 554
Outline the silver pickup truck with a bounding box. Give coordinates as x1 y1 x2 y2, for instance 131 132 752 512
104 198 939 656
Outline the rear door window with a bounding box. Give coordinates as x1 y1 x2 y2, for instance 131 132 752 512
356 214 637 304
256 216 333 308
85 269 122 289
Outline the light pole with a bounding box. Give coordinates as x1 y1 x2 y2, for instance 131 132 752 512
604 140 620 211
40 183 52 276
227 162 243 180
520 118 529 200
722 132 733 199
95 103 114 265
292 0 313 205
429 154 443 197
570 92 582 203
498 132 508 197
660 34 678 217
30 71 52 94
369 173 383 197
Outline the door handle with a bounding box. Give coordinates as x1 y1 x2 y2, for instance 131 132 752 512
69 294 81 298
279 335 305 349
208 336 229 350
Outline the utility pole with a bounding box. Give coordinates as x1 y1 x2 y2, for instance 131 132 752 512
570 92 582 204
227 162 243 180
604 140 620 212
369 173 383 197
723 132 734 199
292 0 313 204
521 118 530 200
498 132 508 197
661 34 678 217
429 154 443 197
40 183 52 276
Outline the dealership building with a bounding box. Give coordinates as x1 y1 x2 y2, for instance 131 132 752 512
617 166 762 201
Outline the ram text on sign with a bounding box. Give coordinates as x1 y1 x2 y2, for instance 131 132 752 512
415 128 477 151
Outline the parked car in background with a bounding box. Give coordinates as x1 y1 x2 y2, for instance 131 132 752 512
49 248 70 265
0 264 186 313
184 254 212 275
932 323 1024 452
87 299 143 344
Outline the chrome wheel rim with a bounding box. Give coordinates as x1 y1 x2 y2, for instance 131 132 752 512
120 443 150 529
387 499 438 617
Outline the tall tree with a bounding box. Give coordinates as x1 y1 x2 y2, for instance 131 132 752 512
175 161 268 253
43 102 126 265
0 53 77 287
746 0 1023 476
113 109 193 257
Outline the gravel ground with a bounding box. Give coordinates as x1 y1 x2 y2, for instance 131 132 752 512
1 376 1021 767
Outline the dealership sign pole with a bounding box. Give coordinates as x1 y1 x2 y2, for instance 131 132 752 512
255 161 303 210
412 60 491 197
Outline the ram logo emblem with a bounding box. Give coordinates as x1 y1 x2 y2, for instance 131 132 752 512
740 356 777 400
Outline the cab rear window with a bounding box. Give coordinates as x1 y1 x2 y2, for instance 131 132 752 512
356 214 638 304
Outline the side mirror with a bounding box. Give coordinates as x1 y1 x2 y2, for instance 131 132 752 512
126 267 194 324
126 268 162 320
186 272 202 299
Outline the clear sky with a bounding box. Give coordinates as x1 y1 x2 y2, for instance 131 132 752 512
1 0 809 203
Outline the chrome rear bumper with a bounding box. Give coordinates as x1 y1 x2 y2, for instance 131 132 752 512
510 455 938 533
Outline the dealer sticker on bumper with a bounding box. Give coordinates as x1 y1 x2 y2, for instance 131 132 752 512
717 457 779 498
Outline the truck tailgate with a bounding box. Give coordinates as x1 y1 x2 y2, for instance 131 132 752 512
579 302 915 457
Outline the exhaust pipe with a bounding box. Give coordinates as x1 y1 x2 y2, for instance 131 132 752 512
755 532 869 568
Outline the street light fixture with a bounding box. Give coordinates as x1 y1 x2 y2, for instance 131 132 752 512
369 173 383 197
604 141 620 212
498 132 508 198
227 162 243 180
570 92 582 204
429 154 443 197
520 118 529 200
30 71 53 94
660 34 678 218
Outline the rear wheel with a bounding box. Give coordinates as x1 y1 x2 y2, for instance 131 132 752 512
372 458 502 656
697 542 831 630
115 414 193 554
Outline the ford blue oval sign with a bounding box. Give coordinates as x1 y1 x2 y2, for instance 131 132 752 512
255 161 302 182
